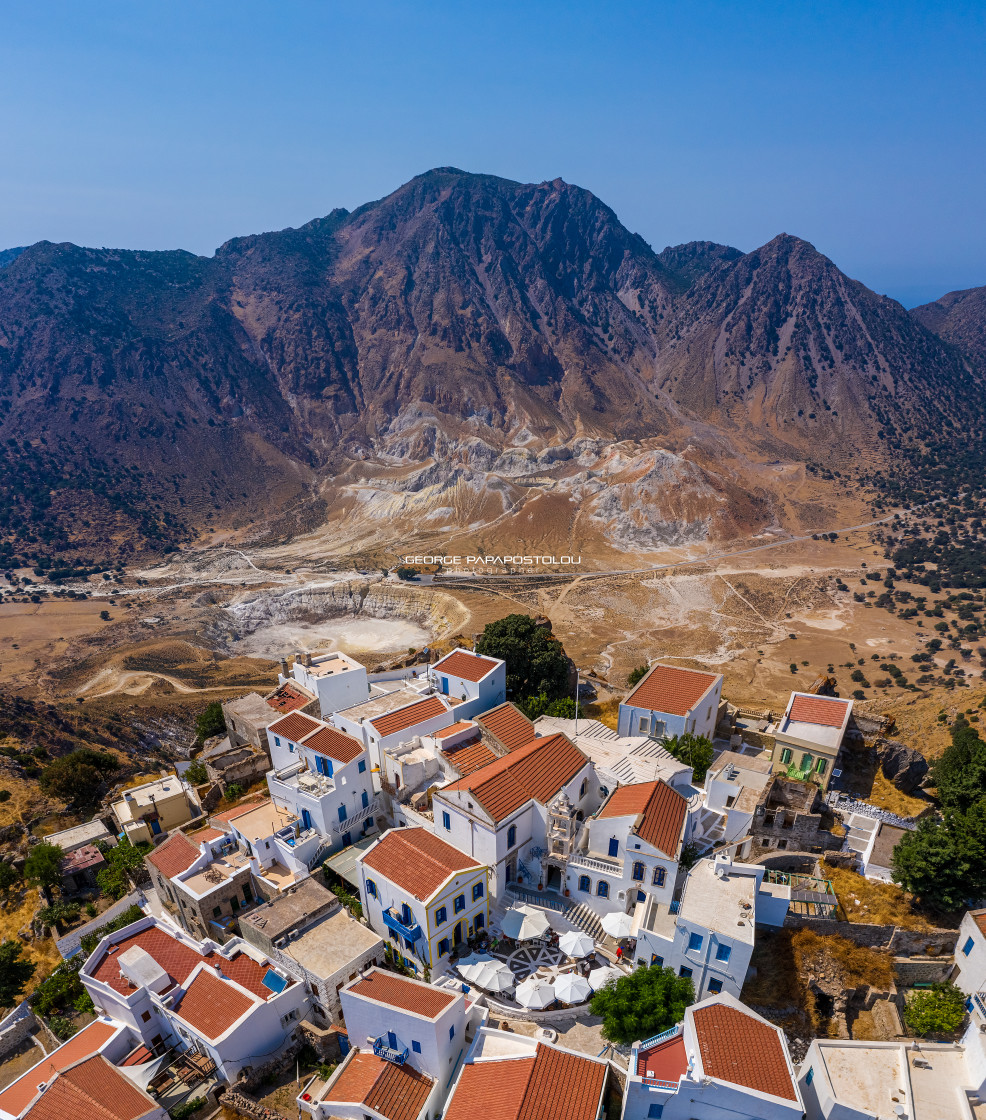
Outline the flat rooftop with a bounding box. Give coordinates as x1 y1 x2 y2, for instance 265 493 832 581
301 652 362 678
181 849 252 897
224 692 275 722
678 860 757 944
336 686 428 722
777 717 845 749
113 775 188 816
534 716 689 785
241 878 338 941
285 908 384 980
231 800 295 843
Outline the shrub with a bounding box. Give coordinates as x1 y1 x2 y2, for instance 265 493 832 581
169 1099 205 1119
904 982 967 1037
0 790 10 803
627 664 649 688
194 702 225 745
590 964 694 1044
39 749 119 808
185 759 208 785
0 941 35 1006
24 843 64 891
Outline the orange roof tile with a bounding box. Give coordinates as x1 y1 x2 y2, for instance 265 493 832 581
435 721 476 738
24 1055 160 1120
637 1033 687 1081
187 826 223 843
476 703 537 752
146 831 199 878
433 649 500 682
692 1003 798 1101
360 829 481 900
440 733 587 823
302 723 364 764
446 739 498 777
370 695 449 737
974 912 986 939
210 798 268 823
0 1020 119 1115
173 967 256 1039
625 664 720 718
347 967 456 1018
597 780 687 857
266 681 315 714
330 1052 434 1120
268 711 322 742
445 1044 605 1120
787 694 849 728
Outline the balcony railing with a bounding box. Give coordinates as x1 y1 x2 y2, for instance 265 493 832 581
639 1023 682 1050
569 852 623 875
373 1036 409 1065
331 799 377 835
975 992 986 1020
382 908 422 942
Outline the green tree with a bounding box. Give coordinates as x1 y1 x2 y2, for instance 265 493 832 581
663 733 715 783
932 721 986 812
0 861 20 896
518 694 581 720
23 843 64 892
96 837 151 900
627 664 649 688
38 749 119 808
904 982 967 1037
891 801 986 911
476 614 571 703
0 940 35 1007
590 964 694 1044
185 759 208 785
194 702 226 745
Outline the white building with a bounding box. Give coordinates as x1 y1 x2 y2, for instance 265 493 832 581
844 814 907 883
426 649 506 720
617 663 723 742
798 1024 986 1120
432 732 598 900
694 750 774 850
285 651 370 719
264 714 377 851
80 914 308 1082
769 692 853 791
299 1048 440 1120
623 992 803 1120
333 691 456 771
633 852 768 999
358 828 489 972
566 779 687 918
954 908 986 1018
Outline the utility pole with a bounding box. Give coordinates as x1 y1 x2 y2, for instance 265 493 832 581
574 670 580 736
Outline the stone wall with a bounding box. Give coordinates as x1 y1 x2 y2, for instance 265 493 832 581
298 1020 347 1064
894 956 954 985
783 914 958 955
0 1001 40 1061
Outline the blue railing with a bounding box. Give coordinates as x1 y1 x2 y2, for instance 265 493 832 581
382 908 422 942
373 1037 409 1065
669 900 681 915
638 1023 683 1050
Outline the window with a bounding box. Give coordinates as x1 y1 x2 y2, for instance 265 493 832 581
412 1040 421 1053
243 885 252 903
780 747 792 764
507 825 516 849
273 736 280 747
816 757 828 775
362 790 369 808
708 978 722 994
963 936 975 956
632 862 645 881
651 955 664 967
805 1066 814 1087
801 753 813 771
367 880 377 898
608 837 619 858
647 1106 664 1119
715 943 731 963
449 1025 455 1041
472 882 484 901
651 718 666 738
638 716 648 734
338 804 348 822
436 906 447 925
679 966 692 979
688 932 704 952
725 795 736 808
141 1010 151 1023
580 778 587 798
442 811 451 831
652 867 666 887
637 890 646 902
454 893 466 913
212 906 221 918
475 914 484 930
358 760 367 773
578 875 591 893
596 881 609 898
439 938 450 957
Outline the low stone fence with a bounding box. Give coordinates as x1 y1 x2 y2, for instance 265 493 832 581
894 956 954 985
0 1001 40 1061
783 914 958 955
220 1089 284 1120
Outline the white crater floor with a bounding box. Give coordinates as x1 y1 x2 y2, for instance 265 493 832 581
233 618 431 657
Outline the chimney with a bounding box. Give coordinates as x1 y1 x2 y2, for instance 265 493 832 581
280 657 289 677
305 652 313 668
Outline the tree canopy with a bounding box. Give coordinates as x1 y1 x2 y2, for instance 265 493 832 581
23 842 64 891
96 837 151 900
891 800 986 912
38 748 119 808
0 940 36 1008
904 982 967 1037
194 702 226 745
590 963 693 1044
475 614 571 705
932 719 986 812
627 664 649 688
664 733 715 782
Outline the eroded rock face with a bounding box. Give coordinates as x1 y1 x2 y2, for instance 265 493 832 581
875 738 929 792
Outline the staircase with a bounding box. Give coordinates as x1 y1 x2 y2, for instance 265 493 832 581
307 838 334 871
566 902 604 941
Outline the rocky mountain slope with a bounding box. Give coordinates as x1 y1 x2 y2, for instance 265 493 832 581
912 286 986 369
0 169 982 564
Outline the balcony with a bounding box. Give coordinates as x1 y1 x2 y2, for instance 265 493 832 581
569 852 623 876
382 908 422 942
373 1036 409 1065
331 799 377 835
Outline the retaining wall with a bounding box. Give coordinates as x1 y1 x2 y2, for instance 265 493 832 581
783 914 958 955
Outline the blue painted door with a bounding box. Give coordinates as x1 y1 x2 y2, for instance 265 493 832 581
301 809 313 831
342 831 352 846
608 837 619 858
150 819 162 835
441 676 449 694
361 791 369 808
388 1031 397 1049
338 804 347 822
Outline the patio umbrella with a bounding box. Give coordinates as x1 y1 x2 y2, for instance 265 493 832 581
515 976 556 1009
558 930 595 958
553 972 592 1004
459 955 515 993
601 911 634 939
501 904 551 941
588 965 623 991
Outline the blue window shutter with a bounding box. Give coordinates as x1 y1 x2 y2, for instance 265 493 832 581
362 791 369 808
688 932 703 952
338 804 347 822
358 760 367 773
964 937 975 956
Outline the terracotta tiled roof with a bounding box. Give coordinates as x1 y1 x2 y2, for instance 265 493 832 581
90 923 281 1001
24 1055 160 1120
360 829 481 900
625 663 720 718
436 721 476 738
330 1052 434 1120
187 826 223 842
445 1044 605 1120
692 1003 798 1101
433 649 500 682
596 780 687 857
446 739 498 777
146 831 200 878
476 703 536 752
347 967 456 1018
370 695 449 737
210 798 268 823
974 912 986 939
440 733 587 823
0 1020 119 1115
268 711 322 742
173 967 256 1039
637 1032 687 1080
266 681 315 714
62 844 105 873
302 723 364 764
787 694 850 728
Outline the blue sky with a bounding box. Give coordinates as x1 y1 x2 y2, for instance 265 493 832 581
0 1 983 306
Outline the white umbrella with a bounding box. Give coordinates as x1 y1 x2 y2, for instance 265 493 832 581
588 965 622 991
458 955 515 993
501 904 551 941
601 911 634 939
558 930 595 958
553 972 592 1004
515 976 556 1009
